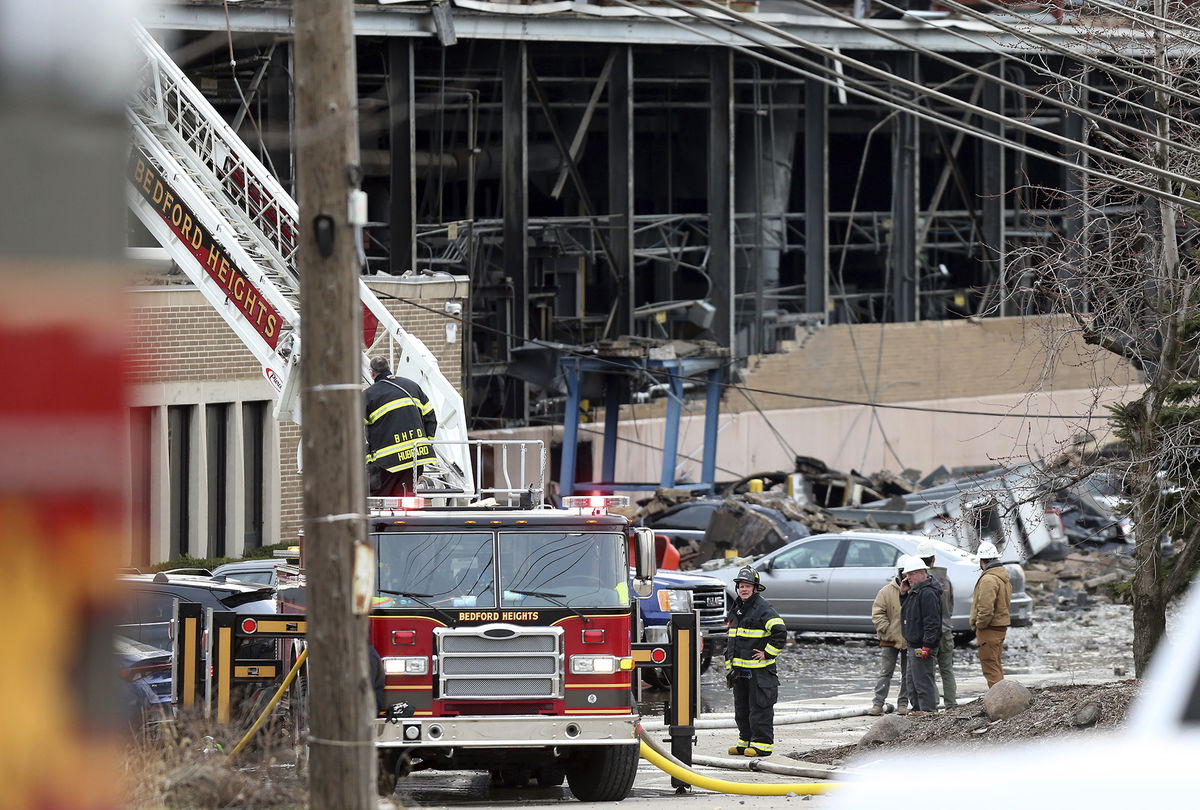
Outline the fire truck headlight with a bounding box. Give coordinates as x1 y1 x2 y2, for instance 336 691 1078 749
383 656 428 676
571 655 619 675
656 589 694 613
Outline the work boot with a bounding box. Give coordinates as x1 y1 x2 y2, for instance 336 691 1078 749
867 705 884 716
727 745 746 756
906 710 927 718
744 747 770 758
896 705 910 716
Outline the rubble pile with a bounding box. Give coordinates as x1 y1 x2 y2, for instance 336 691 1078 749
1023 550 1133 609
792 680 1139 765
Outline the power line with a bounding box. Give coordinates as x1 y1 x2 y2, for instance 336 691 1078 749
605 0 1199 208
385 292 1118 422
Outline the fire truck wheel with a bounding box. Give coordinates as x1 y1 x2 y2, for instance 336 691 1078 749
535 764 565 787
565 744 638 801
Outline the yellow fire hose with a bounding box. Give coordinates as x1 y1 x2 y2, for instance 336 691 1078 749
637 727 843 795
227 653 842 798
227 647 308 761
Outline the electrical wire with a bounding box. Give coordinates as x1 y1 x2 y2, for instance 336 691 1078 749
382 292 1115 421
799 0 1200 153
661 0 1200 193
603 0 1199 208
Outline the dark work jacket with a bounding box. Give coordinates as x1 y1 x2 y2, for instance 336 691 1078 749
363 375 438 474
724 593 787 671
900 576 943 649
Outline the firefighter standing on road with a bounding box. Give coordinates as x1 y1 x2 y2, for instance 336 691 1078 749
724 566 787 758
364 356 438 496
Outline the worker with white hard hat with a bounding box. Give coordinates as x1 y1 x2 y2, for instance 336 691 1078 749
898 554 944 714
970 541 1012 687
916 539 957 708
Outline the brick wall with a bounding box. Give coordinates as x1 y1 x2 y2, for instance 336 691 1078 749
128 278 467 561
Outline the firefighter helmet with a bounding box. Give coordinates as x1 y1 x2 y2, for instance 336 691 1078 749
733 566 766 592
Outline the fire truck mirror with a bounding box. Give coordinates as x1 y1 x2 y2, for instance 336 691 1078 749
632 527 656 598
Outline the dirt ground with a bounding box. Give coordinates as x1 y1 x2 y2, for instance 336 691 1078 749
790 679 1140 766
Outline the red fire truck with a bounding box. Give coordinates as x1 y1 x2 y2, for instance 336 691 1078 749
335 494 654 800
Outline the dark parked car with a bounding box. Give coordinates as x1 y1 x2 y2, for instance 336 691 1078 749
116 572 278 652
640 498 811 562
116 634 173 732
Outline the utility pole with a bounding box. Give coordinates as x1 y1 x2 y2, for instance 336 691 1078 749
294 1 376 807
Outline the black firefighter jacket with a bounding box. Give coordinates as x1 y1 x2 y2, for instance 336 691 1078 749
724 593 788 672
901 576 944 650
364 375 439 474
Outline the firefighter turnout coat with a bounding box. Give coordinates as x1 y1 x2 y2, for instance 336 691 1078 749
725 591 787 754
364 375 439 475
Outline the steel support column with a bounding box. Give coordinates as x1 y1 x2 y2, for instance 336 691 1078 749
700 368 721 488
266 41 292 192
602 377 620 483
708 49 735 353
608 45 635 337
889 51 919 323
388 39 416 275
559 361 582 497
502 41 530 420
981 58 1006 316
804 70 829 319
660 372 685 488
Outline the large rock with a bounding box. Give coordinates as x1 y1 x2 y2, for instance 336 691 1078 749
857 714 910 747
1072 701 1102 728
983 679 1032 720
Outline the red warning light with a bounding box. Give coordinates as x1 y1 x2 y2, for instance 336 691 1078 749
241 618 258 634
650 647 668 664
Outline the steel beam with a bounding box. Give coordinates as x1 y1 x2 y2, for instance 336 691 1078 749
889 51 919 322
981 58 1006 316
143 5 1120 54
804 70 828 319
608 45 635 338
503 41 529 421
708 48 735 354
388 38 416 275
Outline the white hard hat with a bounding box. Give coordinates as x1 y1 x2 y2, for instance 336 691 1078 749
898 554 928 574
976 541 1000 559
915 539 936 558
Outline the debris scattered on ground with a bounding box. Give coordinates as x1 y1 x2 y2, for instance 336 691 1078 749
1023 550 1134 607
790 680 1139 766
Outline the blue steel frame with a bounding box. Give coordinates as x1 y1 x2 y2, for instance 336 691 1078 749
558 355 724 496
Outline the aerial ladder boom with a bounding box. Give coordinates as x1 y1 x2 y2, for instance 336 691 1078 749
126 22 473 496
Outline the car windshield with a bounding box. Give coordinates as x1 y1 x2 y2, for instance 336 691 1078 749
499 532 626 608
376 532 496 608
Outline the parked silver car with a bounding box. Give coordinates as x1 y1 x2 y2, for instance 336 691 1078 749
708 530 1032 638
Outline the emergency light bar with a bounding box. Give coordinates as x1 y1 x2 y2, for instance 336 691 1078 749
368 496 425 514
561 495 630 515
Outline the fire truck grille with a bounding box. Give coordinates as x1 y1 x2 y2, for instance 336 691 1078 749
436 626 563 699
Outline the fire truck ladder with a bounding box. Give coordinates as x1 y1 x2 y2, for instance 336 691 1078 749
126 23 473 497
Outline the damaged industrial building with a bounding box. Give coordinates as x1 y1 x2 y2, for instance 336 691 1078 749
127 0 1157 560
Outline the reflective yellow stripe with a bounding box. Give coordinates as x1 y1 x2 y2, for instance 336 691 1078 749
730 627 769 638
365 397 429 426
367 437 431 463
385 456 436 473
765 644 782 656
737 739 749 747
749 741 774 751
764 618 784 630
730 657 771 668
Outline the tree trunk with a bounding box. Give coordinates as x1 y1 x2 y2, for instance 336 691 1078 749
1129 406 1166 676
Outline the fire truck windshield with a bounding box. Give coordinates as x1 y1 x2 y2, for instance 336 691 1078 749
376 532 496 608
373 530 627 609
499 532 626 608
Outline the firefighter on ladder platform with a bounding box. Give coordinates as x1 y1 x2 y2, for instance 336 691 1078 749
724 566 787 758
364 356 438 496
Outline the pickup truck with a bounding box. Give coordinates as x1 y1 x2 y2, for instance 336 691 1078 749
637 568 728 686
828 578 1200 807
